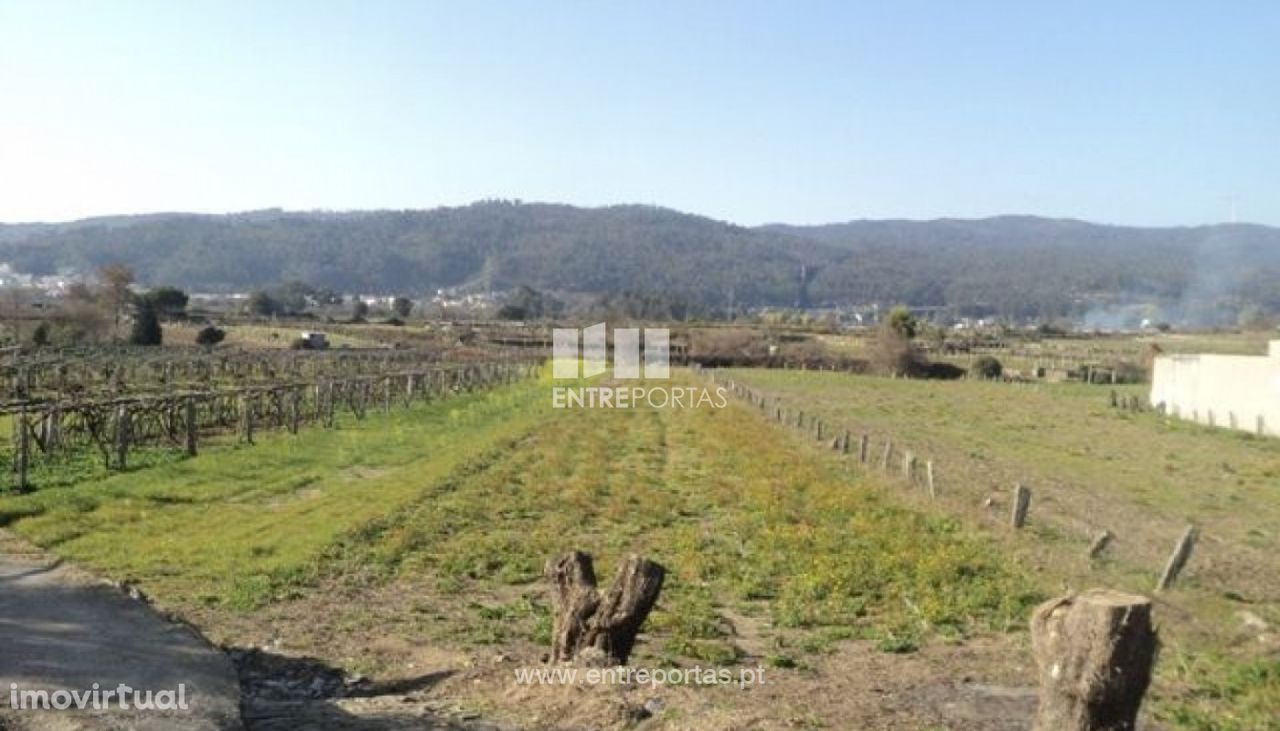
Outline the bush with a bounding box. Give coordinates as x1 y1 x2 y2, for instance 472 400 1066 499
195 325 226 347
871 328 922 376
971 356 1003 380
145 286 189 318
916 361 966 380
128 301 163 346
30 322 50 347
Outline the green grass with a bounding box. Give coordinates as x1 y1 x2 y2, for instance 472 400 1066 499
0 379 547 610
722 367 1280 730
0 370 1035 674
284 376 1038 664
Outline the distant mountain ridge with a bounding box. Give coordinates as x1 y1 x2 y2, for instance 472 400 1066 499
3 202 1279 322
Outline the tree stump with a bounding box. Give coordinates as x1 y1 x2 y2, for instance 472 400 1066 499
546 551 665 665
1030 590 1157 731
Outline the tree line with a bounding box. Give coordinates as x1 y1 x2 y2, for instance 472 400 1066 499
4 203 1280 324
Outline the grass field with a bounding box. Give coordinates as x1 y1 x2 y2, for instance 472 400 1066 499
1 365 1275 728
0 370 1048 728
820 329 1277 374
720 367 1280 729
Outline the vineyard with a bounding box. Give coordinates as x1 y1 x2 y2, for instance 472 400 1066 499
2 344 539 492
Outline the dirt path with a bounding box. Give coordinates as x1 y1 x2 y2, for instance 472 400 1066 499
0 532 241 730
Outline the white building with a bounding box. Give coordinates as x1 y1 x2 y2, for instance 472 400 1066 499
1150 340 1280 436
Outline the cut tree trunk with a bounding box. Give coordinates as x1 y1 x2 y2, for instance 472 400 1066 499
1030 589 1157 731
546 551 665 665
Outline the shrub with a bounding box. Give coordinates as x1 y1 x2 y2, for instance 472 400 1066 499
30 322 50 347
971 355 1003 380
128 301 163 346
195 325 226 347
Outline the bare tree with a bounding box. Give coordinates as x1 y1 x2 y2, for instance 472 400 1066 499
0 286 35 344
97 263 136 339
49 300 111 344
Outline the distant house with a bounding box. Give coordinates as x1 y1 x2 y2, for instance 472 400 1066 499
1150 340 1280 437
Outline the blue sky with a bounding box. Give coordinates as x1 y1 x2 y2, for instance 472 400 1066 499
1 1 1276 226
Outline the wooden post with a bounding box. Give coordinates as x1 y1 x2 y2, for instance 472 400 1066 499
1011 484 1031 528
902 450 914 481
815 420 824 441
289 388 301 434
41 409 62 454
881 440 892 470
1088 529 1113 559
325 382 336 427
925 460 936 498
114 404 130 470
1156 525 1198 591
546 551 665 665
859 434 869 463
13 408 30 491
1030 590 1157 731
239 393 255 444
184 396 198 457
841 430 850 454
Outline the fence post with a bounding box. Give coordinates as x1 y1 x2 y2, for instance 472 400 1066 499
1030 590 1156 731
114 404 130 470
289 387 301 434
925 460 935 498
1011 484 1031 528
1156 525 1198 591
1087 529 1113 559
881 440 893 471
325 382 336 427
902 451 914 482
859 434 869 464
13 408 30 491
184 396 198 457
239 393 255 444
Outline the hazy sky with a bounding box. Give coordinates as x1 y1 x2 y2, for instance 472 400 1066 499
1 1 1276 226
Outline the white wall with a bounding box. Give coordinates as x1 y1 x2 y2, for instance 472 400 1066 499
1149 341 1280 436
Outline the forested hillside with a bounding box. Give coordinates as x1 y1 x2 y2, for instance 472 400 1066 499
4 202 1280 322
